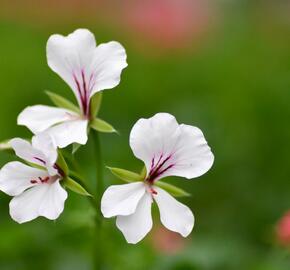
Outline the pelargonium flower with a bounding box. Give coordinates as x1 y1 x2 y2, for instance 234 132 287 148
0 133 67 223
18 28 127 148
101 113 214 244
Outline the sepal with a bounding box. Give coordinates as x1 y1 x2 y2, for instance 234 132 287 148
72 143 82 154
155 181 191 198
56 150 69 176
45 91 80 113
90 118 117 133
90 92 102 118
107 167 144 182
0 139 13 152
63 177 91 196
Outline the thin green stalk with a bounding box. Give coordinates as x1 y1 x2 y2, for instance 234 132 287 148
92 130 104 204
91 130 104 270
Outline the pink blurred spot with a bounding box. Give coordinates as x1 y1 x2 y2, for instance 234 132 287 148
121 0 213 51
276 211 290 245
150 225 187 254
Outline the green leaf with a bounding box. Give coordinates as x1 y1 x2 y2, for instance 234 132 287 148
72 143 82 154
90 92 102 118
107 167 143 182
45 91 80 113
155 181 191 197
90 118 117 133
63 177 91 196
56 150 69 176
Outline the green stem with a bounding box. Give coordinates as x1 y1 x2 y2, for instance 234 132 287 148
92 131 104 203
91 130 104 270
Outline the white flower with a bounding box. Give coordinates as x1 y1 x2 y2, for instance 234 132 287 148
18 29 128 148
0 133 67 223
101 113 214 244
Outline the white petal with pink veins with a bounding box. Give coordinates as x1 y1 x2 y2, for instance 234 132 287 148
130 113 214 182
0 161 49 196
9 180 67 223
47 29 96 108
10 138 53 170
47 29 127 115
31 133 57 167
130 113 180 177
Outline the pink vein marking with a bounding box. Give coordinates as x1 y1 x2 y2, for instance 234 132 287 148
147 154 174 183
33 157 46 165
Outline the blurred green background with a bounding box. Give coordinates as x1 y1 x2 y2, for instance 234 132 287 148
1 0 290 269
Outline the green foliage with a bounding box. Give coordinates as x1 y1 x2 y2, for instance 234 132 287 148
2 7 290 269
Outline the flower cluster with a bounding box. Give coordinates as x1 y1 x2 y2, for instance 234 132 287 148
0 29 214 244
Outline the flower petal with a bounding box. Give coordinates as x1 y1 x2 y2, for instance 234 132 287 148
130 113 214 181
167 124 214 179
9 180 67 223
89 41 128 97
101 182 145 218
130 113 181 176
47 29 96 107
154 187 194 237
116 192 153 244
18 105 77 134
31 133 57 166
46 119 88 148
10 138 54 170
47 29 127 114
31 133 58 175
0 161 48 196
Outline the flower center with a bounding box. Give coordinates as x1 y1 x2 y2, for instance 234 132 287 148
146 153 175 184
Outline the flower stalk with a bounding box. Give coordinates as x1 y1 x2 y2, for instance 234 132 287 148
92 129 104 270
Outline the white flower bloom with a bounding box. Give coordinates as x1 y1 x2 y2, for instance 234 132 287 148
0 133 67 223
101 113 214 244
18 29 128 148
